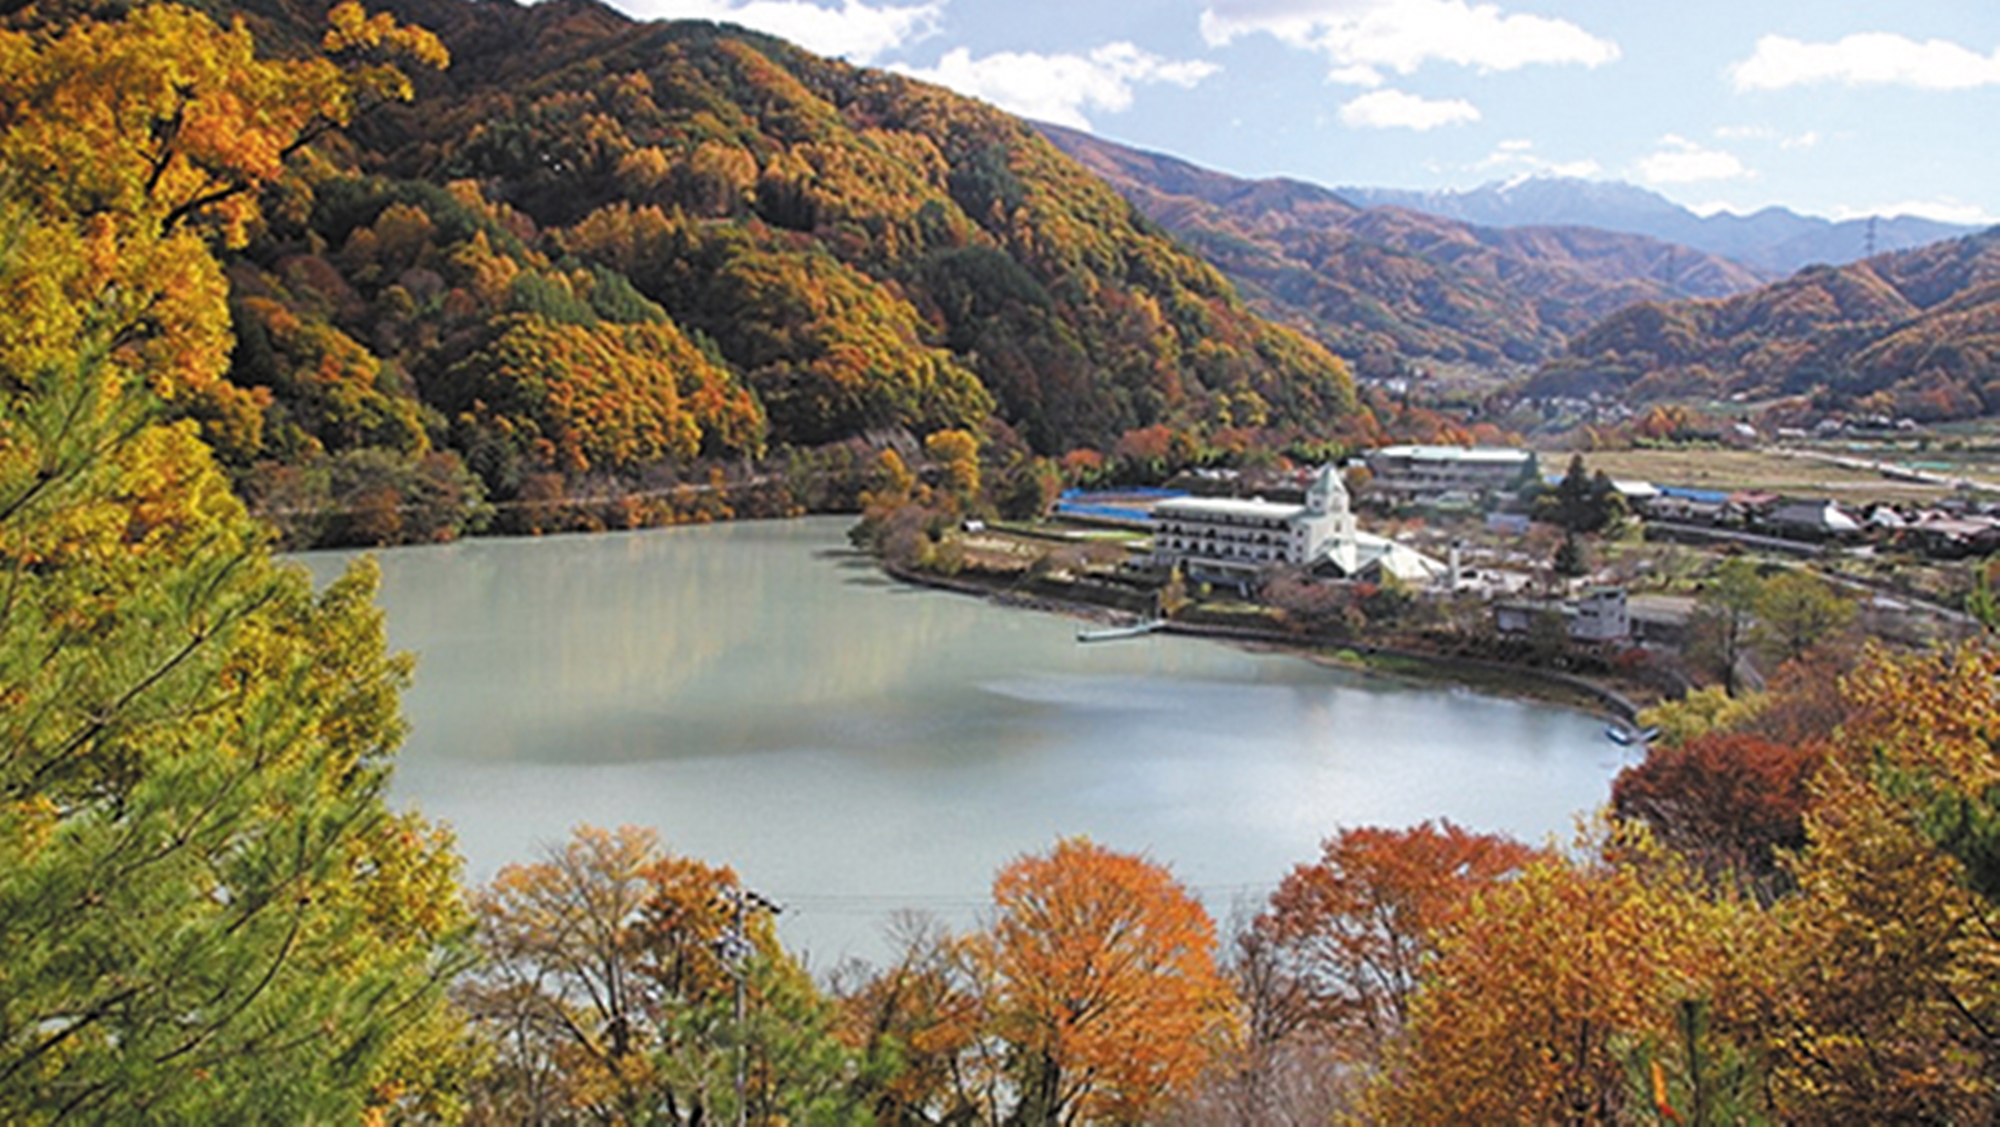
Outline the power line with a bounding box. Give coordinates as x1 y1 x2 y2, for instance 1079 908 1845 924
764 881 1282 917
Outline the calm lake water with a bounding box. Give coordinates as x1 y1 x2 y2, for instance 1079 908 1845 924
300 517 1622 967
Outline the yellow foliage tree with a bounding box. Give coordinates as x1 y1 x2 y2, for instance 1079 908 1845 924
1373 831 1750 1124
1757 644 2000 1121
924 427 981 504
0 5 468 1120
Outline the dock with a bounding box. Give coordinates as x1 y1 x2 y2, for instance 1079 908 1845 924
1076 619 1164 643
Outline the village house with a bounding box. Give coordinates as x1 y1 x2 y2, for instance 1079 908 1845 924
1494 586 1632 645
1903 512 2000 559
1642 486 1729 524
1759 498 1862 542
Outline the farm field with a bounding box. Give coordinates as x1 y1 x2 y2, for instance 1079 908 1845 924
1557 447 1968 507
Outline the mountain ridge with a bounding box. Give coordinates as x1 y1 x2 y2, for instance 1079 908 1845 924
1337 176 1982 277
1038 123 1766 377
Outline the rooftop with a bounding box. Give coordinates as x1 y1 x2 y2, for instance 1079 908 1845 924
1155 496 1306 522
1372 445 1534 465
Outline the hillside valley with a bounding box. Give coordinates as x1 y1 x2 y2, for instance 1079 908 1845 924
1534 228 2000 421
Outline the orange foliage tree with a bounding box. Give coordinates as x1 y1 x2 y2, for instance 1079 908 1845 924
0 1 436 400
834 915 997 1124
983 838 1234 1124
441 314 764 477
1256 822 1544 1060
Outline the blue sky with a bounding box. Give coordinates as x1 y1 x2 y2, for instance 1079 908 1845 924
614 0 2000 224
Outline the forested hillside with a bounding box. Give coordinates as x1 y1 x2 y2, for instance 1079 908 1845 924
1533 229 2000 418
1041 123 1764 379
186 0 1368 544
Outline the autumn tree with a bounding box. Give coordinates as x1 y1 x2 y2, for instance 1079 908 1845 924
438 313 765 485
1636 684 1770 748
923 427 981 507
1612 733 1818 896
983 838 1234 1125
461 824 868 1125
1187 823 1542 1118
1755 644 2000 1121
835 913 999 1125
0 5 469 1120
1372 835 1752 1124
1255 822 1542 1060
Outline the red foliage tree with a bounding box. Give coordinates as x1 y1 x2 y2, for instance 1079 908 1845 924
1612 733 1819 892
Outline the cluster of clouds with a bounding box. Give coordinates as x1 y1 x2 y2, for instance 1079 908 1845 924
1198 0 1618 87
1732 32 2000 92
629 0 942 64
624 0 1996 219
893 45 1217 131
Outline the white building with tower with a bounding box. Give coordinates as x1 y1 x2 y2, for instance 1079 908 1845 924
1151 466 1446 586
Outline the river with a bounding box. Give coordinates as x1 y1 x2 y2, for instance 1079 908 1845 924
299 517 1622 968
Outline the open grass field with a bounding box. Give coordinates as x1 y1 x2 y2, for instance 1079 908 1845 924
1553 447 1969 506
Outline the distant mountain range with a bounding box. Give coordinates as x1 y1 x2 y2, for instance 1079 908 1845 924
1336 178 1983 278
1533 228 2000 420
1040 124 1764 376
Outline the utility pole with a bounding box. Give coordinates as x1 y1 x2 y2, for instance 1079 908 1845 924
714 885 780 1127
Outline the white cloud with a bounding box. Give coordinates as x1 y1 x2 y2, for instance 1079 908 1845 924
1830 198 1999 226
1473 137 1601 178
1731 32 2000 92
1201 0 1618 86
1339 88 1480 130
626 0 942 63
1715 124 1820 149
893 43 1219 130
1635 134 1749 185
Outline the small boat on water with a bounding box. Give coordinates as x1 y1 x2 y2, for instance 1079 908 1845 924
1605 724 1661 747
1076 618 1164 643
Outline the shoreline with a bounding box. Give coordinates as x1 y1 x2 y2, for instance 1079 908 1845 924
306 510 1647 725
880 560 1645 724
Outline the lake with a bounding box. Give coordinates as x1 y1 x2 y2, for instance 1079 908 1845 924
300 517 1622 968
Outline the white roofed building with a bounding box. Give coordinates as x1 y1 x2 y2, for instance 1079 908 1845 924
1366 445 1535 503
1152 466 1446 586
